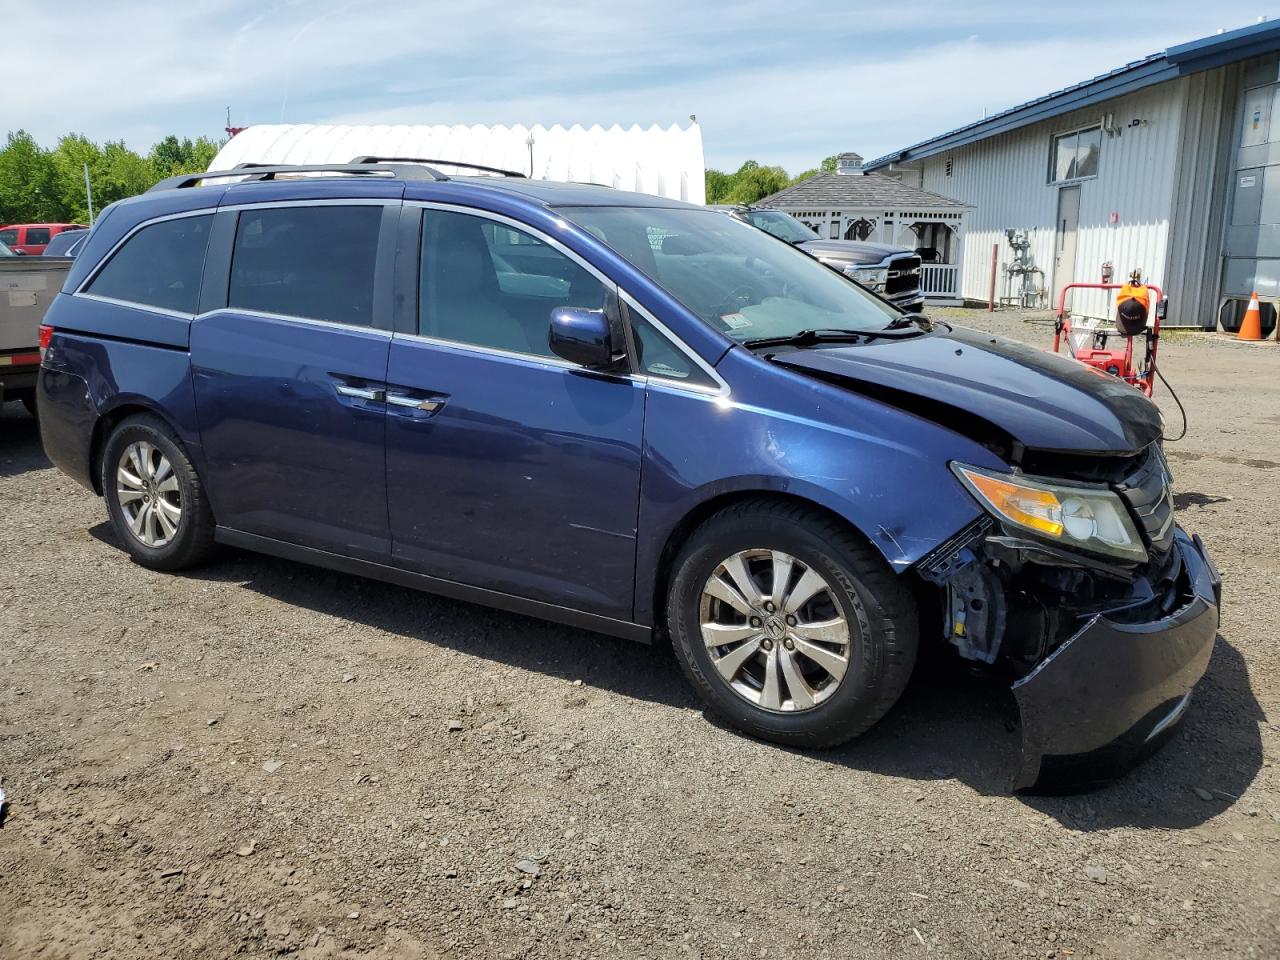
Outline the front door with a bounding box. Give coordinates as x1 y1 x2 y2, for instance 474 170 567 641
1054 185 1081 310
192 202 397 560
384 207 644 620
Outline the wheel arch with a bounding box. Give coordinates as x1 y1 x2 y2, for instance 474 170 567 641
647 488 890 638
88 399 185 495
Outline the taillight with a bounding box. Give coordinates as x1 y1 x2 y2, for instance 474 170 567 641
38 323 53 359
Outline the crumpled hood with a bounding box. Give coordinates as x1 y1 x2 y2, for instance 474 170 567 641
774 325 1163 455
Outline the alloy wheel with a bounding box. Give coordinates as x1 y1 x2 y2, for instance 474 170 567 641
698 549 851 712
116 440 182 548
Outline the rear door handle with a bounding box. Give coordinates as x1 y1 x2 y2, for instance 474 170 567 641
335 383 385 402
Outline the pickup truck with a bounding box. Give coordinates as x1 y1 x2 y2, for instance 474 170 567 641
2 241 71 417
709 204 924 312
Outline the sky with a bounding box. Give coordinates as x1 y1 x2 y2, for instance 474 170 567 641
6 1 1278 173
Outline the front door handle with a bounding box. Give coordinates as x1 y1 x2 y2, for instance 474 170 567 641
386 392 445 413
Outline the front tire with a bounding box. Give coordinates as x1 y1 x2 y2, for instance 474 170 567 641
101 413 216 571
667 499 918 748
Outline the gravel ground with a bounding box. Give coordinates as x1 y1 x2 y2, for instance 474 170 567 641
1 308 1277 959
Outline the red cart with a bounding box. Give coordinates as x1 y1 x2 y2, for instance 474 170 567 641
1052 281 1165 398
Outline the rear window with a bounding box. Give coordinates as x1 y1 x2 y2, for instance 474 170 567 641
26 227 51 245
229 206 382 327
86 215 213 314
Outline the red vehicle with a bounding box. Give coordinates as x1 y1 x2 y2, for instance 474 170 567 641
0 223 87 256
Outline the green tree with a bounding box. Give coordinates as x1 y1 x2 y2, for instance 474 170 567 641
50 134 104 222
149 135 220 178
0 130 58 222
0 130 226 225
724 164 790 205
820 155 838 172
96 140 155 208
704 168 732 203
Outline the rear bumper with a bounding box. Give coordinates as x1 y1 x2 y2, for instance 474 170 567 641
36 364 98 491
1011 527 1220 792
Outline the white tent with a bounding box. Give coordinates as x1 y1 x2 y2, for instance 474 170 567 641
209 123 706 204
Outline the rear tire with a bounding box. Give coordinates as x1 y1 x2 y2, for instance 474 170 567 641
666 499 918 748
101 413 216 571
20 394 37 420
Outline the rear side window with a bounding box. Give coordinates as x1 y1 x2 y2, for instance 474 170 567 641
229 206 382 326
26 227 51 245
87 214 212 314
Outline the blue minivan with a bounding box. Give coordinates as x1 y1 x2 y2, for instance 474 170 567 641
37 161 1221 790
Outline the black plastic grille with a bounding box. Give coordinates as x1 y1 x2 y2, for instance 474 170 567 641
1117 446 1175 560
885 255 922 297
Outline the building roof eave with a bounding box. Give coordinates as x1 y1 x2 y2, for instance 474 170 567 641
864 19 1280 171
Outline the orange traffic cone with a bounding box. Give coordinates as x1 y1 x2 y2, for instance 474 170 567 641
1237 291 1264 340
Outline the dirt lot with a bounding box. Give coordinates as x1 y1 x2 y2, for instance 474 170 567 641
1 308 1277 959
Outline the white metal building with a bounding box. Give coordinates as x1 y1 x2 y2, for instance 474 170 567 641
210 122 707 204
757 153 971 302
866 20 1280 330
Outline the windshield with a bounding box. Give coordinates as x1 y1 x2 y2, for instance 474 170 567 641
0 240 14 257
562 207 900 342
743 209 819 244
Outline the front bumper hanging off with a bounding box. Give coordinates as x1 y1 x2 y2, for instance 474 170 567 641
1011 528 1221 792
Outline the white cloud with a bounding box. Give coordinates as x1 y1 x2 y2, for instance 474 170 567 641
3 0 1273 173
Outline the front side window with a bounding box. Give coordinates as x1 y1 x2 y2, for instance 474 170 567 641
229 205 382 326
0 229 18 246
1049 126 1102 183
86 214 212 313
563 206 899 345
420 210 609 358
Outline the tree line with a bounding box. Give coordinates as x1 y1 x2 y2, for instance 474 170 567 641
705 156 836 205
1 129 834 223
0 130 221 224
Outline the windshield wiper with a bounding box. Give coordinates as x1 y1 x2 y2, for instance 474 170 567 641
743 327 924 349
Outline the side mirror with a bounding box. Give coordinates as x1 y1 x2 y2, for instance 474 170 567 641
549 307 618 369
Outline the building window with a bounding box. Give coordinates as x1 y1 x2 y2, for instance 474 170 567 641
1049 126 1102 183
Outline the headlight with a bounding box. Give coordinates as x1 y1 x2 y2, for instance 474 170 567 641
845 265 887 287
951 463 1148 563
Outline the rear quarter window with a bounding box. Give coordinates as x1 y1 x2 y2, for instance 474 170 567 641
86 214 213 314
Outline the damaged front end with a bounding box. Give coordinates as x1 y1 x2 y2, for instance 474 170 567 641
916 445 1222 792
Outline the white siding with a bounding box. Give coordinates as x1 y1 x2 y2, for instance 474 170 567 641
917 83 1187 320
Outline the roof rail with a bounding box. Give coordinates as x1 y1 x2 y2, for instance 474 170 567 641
349 156 527 178
146 161 448 193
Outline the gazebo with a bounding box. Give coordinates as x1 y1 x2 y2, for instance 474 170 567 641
758 153 971 302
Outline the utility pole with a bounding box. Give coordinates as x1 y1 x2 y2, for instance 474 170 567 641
84 162 95 225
